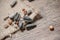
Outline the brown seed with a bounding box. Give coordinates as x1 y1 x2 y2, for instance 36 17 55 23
7 18 13 25
4 16 9 21
22 9 27 15
10 0 17 8
49 25 54 31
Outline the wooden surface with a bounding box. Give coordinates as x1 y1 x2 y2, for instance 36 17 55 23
0 0 60 40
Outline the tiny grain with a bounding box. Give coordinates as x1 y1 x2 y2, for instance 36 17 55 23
49 25 54 31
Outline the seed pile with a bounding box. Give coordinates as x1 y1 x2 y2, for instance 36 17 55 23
4 9 37 31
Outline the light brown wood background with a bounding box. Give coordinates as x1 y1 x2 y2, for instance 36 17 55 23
0 0 60 40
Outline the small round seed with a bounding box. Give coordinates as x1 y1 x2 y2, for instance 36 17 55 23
49 25 54 31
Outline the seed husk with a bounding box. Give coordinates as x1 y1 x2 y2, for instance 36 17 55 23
23 16 32 23
25 24 36 30
27 10 32 16
10 0 17 8
14 13 20 21
18 20 25 30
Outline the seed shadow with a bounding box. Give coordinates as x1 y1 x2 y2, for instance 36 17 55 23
33 14 43 23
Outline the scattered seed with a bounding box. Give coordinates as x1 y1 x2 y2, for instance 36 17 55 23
22 9 27 15
4 16 9 21
18 20 25 30
27 10 32 16
23 16 32 23
10 0 17 8
49 25 54 31
14 13 20 21
26 24 36 30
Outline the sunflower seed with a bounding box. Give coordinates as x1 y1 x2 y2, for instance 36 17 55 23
26 24 36 30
